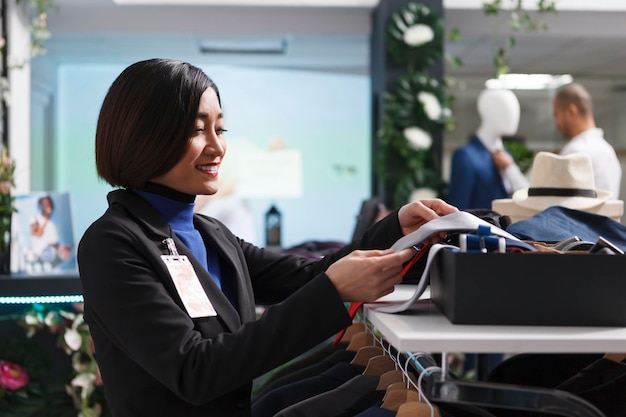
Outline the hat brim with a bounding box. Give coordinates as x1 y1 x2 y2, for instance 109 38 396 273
511 188 611 211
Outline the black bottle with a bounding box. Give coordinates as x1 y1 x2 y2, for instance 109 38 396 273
265 205 282 248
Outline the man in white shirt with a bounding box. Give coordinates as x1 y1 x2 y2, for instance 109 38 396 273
553 82 622 199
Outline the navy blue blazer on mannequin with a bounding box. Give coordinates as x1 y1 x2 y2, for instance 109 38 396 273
77 189 406 417
448 136 508 210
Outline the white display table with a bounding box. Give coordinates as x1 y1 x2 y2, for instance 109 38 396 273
365 285 626 353
362 285 622 416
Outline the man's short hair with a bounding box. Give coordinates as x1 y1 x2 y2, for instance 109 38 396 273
554 82 593 118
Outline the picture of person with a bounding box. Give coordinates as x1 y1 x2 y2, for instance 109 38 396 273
16 192 75 274
30 196 60 259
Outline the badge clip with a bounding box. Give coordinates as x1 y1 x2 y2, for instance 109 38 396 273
163 237 180 256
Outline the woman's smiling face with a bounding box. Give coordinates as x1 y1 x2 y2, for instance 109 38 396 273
150 87 227 196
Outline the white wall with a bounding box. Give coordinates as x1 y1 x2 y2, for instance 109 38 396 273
46 63 372 248
7 0 31 194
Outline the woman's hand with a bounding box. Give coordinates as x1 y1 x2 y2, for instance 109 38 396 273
326 248 416 302
397 199 458 238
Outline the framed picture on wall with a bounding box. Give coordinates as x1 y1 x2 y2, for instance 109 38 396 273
12 192 76 274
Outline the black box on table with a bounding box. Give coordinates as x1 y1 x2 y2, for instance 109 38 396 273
430 249 626 327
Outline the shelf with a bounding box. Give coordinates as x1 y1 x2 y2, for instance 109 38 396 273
0 271 83 303
364 286 626 353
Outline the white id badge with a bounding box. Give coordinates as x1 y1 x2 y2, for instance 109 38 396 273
161 255 217 318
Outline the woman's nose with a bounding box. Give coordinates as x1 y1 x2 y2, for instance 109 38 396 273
205 135 225 156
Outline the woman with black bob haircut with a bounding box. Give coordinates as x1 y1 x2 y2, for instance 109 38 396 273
95 58 219 189
78 58 457 417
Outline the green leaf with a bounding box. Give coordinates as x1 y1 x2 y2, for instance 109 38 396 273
448 28 460 42
507 36 516 48
482 2 500 16
481 0 559 80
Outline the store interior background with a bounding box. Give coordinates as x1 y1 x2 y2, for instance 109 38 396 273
21 0 626 250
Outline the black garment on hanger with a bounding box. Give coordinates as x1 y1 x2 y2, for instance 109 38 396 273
334 391 386 417
254 344 355 400
545 358 626 417
488 353 603 388
353 407 396 417
556 357 626 393
486 353 604 417
275 374 381 417
251 361 366 417
572 371 626 417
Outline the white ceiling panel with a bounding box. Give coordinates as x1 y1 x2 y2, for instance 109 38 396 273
34 0 626 82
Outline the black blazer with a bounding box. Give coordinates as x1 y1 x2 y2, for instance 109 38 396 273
77 190 404 417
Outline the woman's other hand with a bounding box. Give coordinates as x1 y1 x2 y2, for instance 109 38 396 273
397 199 458 237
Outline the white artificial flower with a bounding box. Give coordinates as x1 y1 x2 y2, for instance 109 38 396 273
71 372 96 389
44 311 58 327
59 309 77 321
403 24 434 47
71 314 85 330
409 188 438 202
24 313 39 326
404 126 432 151
72 372 97 400
393 15 407 32
403 10 415 25
418 91 442 121
64 327 83 351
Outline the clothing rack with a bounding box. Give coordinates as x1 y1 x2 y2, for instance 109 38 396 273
361 317 607 417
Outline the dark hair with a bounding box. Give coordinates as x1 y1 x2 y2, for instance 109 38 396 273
95 58 221 188
38 195 54 212
554 82 593 118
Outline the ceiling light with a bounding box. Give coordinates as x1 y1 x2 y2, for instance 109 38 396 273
199 38 287 54
485 74 573 90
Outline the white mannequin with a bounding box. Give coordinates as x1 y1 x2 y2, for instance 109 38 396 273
476 89 520 143
475 89 528 194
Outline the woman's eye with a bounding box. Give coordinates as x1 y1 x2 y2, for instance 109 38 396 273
217 128 228 136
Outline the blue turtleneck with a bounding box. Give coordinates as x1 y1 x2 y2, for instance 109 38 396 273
133 183 224 295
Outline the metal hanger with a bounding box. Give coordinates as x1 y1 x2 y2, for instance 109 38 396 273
378 352 441 416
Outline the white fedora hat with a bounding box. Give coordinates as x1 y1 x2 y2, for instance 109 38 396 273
511 151 610 211
492 151 622 223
